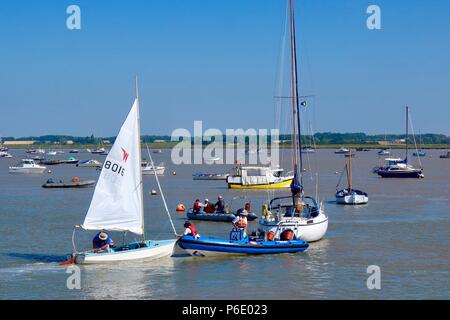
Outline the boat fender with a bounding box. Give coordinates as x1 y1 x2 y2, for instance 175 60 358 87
280 229 294 241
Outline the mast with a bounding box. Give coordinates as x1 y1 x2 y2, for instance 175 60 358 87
405 106 409 164
289 0 303 179
347 150 352 191
135 76 145 240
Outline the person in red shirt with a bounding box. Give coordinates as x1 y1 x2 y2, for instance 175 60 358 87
204 199 216 213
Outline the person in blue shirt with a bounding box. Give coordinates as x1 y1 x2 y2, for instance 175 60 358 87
92 231 114 252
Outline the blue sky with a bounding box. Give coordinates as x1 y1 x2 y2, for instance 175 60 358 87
0 0 449 137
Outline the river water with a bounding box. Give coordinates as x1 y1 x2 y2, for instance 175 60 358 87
0 148 449 299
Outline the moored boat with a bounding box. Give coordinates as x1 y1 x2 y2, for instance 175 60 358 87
76 159 103 168
64 157 79 164
226 165 293 189
40 159 65 165
142 164 165 175
377 107 424 179
9 159 47 174
335 150 368 205
0 151 12 158
258 0 328 242
186 208 258 222
335 147 349 154
42 178 96 188
439 151 450 159
192 172 229 180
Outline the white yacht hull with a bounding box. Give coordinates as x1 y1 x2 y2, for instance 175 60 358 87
9 167 46 174
259 212 328 242
142 166 165 175
75 240 176 264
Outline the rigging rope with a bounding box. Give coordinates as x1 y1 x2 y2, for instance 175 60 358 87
145 144 177 236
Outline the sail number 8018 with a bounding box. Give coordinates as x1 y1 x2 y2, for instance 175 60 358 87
104 160 125 176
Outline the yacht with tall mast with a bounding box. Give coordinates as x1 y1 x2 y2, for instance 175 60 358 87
335 150 368 205
377 106 424 178
258 0 328 242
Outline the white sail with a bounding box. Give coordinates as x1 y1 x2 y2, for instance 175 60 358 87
82 98 144 235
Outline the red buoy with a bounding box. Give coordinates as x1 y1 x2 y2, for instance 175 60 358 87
176 204 186 213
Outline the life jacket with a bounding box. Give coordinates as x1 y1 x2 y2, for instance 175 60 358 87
187 225 197 236
193 201 202 211
236 217 247 228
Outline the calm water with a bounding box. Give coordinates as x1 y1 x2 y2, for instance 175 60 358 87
0 149 449 299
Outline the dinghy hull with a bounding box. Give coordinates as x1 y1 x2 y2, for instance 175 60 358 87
74 239 176 264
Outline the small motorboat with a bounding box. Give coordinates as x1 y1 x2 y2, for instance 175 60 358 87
335 147 349 154
204 157 221 164
91 147 106 154
142 164 165 175
186 208 258 222
344 153 355 158
9 159 47 174
0 151 12 158
378 149 390 156
40 159 65 165
153 149 163 154
69 149 79 154
413 151 426 157
47 150 57 156
301 147 316 154
42 177 96 188
76 159 103 168
177 230 309 256
27 149 45 154
0 147 8 152
440 151 450 159
192 172 229 180
64 157 79 164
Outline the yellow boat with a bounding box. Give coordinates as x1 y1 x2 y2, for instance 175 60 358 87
226 165 294 189
228 178 293 189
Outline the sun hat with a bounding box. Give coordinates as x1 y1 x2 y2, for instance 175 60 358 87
205 198 209 202
99 232 108 240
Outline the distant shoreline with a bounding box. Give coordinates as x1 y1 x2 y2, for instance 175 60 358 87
3 143 450 150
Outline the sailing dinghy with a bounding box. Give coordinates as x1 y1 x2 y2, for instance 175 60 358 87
68 80 177 264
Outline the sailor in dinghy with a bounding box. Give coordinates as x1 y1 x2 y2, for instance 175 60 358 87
64 79 177 265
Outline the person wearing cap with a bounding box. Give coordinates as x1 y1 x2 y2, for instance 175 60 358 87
215 196 226 214
232 210 248 231
92 231 114 252
176 221 200 239
204 199 215 214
